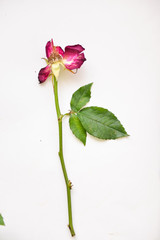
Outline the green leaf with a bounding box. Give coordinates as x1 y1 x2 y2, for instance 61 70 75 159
0 214 5 226
77 107 128 140
69 114 86 145
70 83 93 112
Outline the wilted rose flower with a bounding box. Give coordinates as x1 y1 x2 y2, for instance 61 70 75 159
38 39 86 83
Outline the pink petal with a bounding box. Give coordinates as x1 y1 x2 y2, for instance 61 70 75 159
46 39 54 58
55 46 64 56
65 44 85 53
38 65 51 83
63 49 86 70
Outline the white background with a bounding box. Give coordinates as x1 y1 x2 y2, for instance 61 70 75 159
0 0 160 239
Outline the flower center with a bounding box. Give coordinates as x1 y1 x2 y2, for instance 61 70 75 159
48 51 62 64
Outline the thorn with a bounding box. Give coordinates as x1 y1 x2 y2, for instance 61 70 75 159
68 180 73 189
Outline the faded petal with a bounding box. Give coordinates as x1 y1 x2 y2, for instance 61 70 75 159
38 65 51 83
55 46 64 56
46 39 54 58
51 62 60 79
65 44 85 53
63 49 86 70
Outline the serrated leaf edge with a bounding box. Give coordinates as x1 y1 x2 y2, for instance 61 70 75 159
69 114 87 145
70 83 93 112
77 106 129 140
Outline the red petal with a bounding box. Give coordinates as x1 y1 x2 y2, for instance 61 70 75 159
46 39 54 58
65 44 85 53
63 49 86 70
55 46 64 56
38 65 51 83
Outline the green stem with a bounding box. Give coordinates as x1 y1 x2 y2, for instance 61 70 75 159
52 76 75 237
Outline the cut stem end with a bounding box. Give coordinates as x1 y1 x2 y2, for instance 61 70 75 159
68 224 75 237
